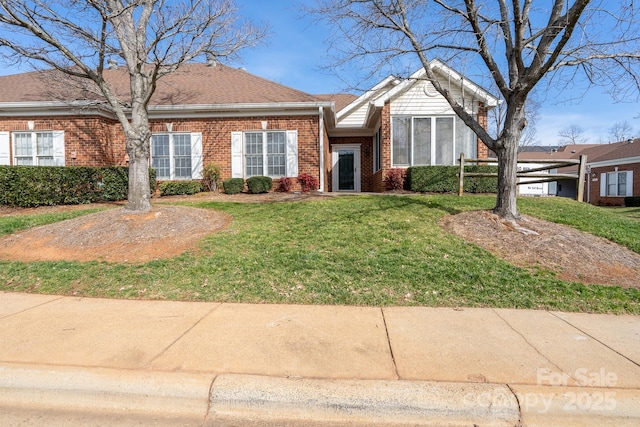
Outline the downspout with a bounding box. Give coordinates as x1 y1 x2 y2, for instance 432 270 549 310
318 106 325 192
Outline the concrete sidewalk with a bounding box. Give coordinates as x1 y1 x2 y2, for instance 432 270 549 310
0 291 638 426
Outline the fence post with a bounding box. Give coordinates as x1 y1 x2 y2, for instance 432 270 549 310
458 152 465 196
577 154 587 202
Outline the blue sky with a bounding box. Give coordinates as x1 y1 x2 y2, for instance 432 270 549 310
0 0 637 145
238 0 640 145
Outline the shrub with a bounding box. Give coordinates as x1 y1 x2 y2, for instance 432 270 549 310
159 180 204 196
0 166 155 207
624 196 640 207
408 165 498 194
297 173 319 192
276 177 292 192
202 163 222 192
246 176 273 194
385 168 407 190
223 178 244 195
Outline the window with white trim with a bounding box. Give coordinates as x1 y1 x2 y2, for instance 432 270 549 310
151 133 202 180
244 131 287 177
13 131 56 166
602 171 633 197
391 116 476 166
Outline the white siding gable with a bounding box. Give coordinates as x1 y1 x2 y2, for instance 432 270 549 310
390 80 474 116
338 102 371 127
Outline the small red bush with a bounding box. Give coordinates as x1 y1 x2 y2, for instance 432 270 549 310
276 177 292 192
385 168 406 190
297 173 319 192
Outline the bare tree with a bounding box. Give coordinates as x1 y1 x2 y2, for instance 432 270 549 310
491 97 540 150
310 0 640 221
0 0 265 212
608 120 634 142
558 124 589 145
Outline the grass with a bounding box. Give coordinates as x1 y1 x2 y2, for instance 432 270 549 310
0 195 638 314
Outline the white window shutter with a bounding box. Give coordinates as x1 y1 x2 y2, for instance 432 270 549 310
600 173 607 197
231 131 243 178
52 131 65 166
626 171 633 197
191 133 203 179
0 132 10 165
286 130 298 177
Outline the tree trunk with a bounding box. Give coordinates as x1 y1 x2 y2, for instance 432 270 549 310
124 84 153 213
124 135 152 213
493 136 520 221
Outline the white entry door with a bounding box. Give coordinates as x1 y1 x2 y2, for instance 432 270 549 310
332 145 361 192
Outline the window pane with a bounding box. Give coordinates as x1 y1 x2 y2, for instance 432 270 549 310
267 132 285 154
152 135 170 179
173 134 192 179
618 172 627 196
14 133 32 157
267 132 286 176
413 118 431 165
374 130 381 172
607 172 617 196
435 117 454 165
245 133 263 177
455 118 476 160
15 157 33 166
36 132 53 156
392 117 411 166
37 157 54 166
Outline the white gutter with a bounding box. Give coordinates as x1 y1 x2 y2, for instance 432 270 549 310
319 107 325 192
588 156 640 168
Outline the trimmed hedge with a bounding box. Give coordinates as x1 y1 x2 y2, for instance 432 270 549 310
408 165 498 194
159 180 203 196
223 178 244 195
246 176 273 194
624 196 640 207
0 166 156 207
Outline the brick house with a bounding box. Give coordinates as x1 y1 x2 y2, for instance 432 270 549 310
586 139 640 206
516 141 639 206
0 60 498 193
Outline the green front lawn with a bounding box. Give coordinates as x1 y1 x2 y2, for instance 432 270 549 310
0 195 638 314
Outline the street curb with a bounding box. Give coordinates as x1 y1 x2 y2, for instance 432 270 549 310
0 364 213 419
511 384 640 427
207 374 520 426
2 365 639 426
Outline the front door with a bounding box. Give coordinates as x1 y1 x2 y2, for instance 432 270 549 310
332 145 361 192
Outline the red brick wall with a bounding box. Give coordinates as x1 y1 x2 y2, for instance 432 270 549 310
588 163 640 206
0 115 124 166
476 103 489 159
0 115 321 192
148 116 320 186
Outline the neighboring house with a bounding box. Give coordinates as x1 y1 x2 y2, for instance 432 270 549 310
0 59 499 193
586 139 640 206
516 141 640 206
517 145 599 198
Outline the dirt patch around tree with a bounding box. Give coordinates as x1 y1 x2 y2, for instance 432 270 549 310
0 205 231 263
440 210 640 289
